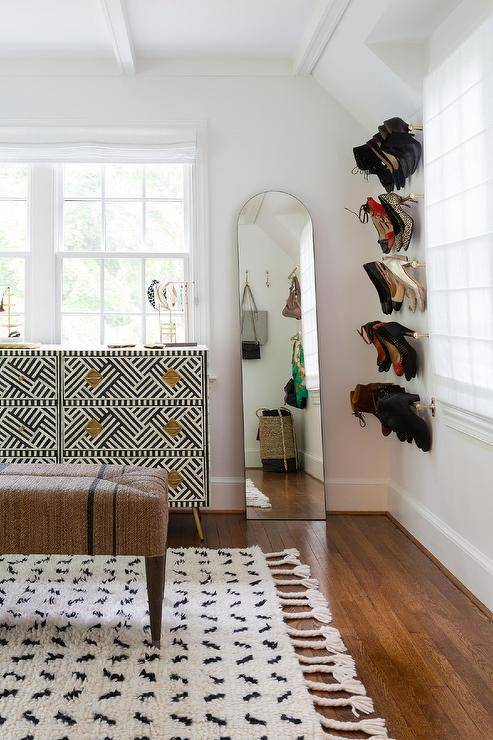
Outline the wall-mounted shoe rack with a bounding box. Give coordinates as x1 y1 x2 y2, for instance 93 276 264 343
349 117 434 452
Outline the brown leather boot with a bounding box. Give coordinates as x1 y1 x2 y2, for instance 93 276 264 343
350 383 404 436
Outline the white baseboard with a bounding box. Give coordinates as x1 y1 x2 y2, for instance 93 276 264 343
210 476 245 511
245 449 262 468
388 479 493 612
302 451 324 481
326 478 388 511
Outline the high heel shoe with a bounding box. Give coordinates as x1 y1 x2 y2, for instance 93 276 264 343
379 193 414 251
366 197 394 251
374 322 418 381
377 195 404 251
385 258 426 312
384 117 419 135
375 262 405 311
358 321 392 372
363 262 393 314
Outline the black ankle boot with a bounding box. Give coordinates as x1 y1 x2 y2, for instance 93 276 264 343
376 392 431 451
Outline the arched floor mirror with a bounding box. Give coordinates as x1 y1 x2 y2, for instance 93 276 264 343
238 191 326 520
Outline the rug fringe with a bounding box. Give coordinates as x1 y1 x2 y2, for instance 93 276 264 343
312 694 374 717
273 576 319 589
270 548 391 739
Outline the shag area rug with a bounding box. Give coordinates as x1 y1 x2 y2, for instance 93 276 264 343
246 478 272 508
0 547 391 739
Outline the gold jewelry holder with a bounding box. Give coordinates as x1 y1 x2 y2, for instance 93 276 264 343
156 281 191 345
0 287 21 339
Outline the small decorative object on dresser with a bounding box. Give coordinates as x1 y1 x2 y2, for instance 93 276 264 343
0 345 209 538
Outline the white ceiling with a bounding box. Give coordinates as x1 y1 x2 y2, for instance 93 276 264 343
0 0 111 58
126 0 315 59
0 0 320 71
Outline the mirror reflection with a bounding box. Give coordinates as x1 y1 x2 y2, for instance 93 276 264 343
238 191 325 520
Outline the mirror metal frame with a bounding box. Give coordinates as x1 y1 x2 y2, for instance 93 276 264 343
236 190 327 519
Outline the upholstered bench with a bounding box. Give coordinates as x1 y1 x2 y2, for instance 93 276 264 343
0 463 168 646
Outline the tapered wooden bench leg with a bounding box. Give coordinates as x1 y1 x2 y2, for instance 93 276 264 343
192 505 204 541
145 554 166 648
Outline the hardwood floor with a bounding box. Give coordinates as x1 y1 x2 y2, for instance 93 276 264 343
168 512 493 740
246 468 326 520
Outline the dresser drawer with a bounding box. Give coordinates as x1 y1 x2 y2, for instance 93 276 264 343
0 406 58 451
62 355 204 401
62 405 205 452
0 356 57 400
62 454 207 505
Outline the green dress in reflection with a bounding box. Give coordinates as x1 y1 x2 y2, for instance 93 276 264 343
292 341 308 408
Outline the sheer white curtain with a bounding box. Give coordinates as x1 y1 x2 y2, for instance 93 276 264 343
424 12 493 419
300 219 319 391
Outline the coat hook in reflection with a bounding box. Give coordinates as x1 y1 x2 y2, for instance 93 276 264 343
413 398 436 417
409 124 423 132
403 260 425 268
266 270 270 288
412 331 429 339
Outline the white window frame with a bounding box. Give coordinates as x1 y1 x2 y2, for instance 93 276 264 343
0 167 31 339
0 123 210 349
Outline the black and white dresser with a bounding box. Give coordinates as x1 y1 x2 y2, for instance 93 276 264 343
0 346 209 536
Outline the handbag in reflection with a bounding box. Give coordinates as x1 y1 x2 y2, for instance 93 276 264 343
282 273 301 320
241 279 262 360
256 407 298 472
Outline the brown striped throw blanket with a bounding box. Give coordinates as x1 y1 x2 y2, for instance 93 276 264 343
0 463 168 557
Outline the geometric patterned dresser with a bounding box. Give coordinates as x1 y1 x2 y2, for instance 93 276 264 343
0 346 209 532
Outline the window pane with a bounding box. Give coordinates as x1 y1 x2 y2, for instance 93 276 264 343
104 314 141 344
146 164 184 198
106 202 143 251
145 257 185 285
146 313 185 343
62 258 101 312
104 258 141 313
62 315 100 346
146 202 184 252
64 164 101 198
0 201 28 251
0 257 25 338
0 164 28 199
63 202 102 251
105 164 143 198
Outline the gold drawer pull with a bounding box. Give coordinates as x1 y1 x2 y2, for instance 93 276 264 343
164 419 182 437
19 424 26 433
161 369 181 388
17 374 27 383
85 418 103 439
168 469 183 487
85 368 103 389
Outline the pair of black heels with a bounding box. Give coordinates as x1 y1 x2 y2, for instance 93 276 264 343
358 321 418 381
353 117 422 192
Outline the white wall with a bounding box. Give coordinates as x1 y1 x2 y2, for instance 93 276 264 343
386 1 493 611
0 72 389 511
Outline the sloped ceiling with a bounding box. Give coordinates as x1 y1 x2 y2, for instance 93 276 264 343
312 0 462 132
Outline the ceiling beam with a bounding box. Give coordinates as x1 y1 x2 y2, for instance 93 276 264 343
100 0 135 75
293 0 352 75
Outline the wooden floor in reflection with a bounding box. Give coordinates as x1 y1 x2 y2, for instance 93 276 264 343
246 468 325 519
